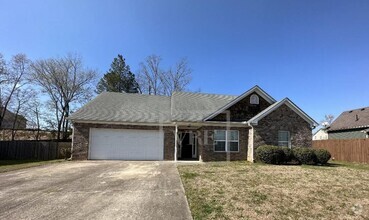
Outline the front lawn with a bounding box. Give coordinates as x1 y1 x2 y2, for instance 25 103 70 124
0 160 64 173
178 161 369 220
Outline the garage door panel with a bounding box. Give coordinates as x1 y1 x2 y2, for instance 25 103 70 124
89 128 164 160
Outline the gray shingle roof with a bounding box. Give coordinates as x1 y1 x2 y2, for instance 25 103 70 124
171 92 237 122
69 92 172 123
69 89 316 126
69 91 236 123
329 106 369 131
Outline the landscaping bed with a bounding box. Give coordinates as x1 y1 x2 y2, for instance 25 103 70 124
178 161 369 219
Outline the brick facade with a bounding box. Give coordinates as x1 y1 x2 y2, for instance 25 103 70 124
253 104 312 148
71 103 312 161
197 126 249 161
72 123 175 160
209 92 271 122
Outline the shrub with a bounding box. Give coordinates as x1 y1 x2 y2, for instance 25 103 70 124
292 147 317 165
255 145 285 164
280 147 293 162
314 149 331 164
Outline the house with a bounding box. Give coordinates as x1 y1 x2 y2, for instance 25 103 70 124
328 106 369 139
0 108 27 129
68 86 318 162
313 128 328 140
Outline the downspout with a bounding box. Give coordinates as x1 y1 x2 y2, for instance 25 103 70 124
174 123 178 161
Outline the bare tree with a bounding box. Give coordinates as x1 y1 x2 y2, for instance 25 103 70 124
137 55 192 96
0 54 6 80
30 54 97 140
161 58 192 96
26 97 43 140
0 53 29 128
9 88 34 140
137 55 164 95
43 100 59 136
321 114 334 128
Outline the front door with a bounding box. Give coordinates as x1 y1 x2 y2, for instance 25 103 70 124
180 132 198 159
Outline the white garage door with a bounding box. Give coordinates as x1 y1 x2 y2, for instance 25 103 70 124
89 128 164 160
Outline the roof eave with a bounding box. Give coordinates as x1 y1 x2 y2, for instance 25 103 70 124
328 125 369 132
70 119 173 126
70 119 250 128
174 120 250 127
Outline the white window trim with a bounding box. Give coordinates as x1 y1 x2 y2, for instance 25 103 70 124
214 130 239 152
278 130 291 148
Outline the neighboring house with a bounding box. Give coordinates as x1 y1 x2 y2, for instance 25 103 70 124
0 108 27 129
328 106 369 139
313 128 328 140
69 85 318 162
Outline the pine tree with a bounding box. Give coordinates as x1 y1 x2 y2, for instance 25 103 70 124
96 54 140 93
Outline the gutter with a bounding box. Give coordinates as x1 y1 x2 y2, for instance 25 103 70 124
69 119 251 128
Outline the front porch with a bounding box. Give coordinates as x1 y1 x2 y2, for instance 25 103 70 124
175 127 200 161
172 124 250 162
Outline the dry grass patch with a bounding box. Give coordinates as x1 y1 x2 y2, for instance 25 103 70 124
178 161 369 220
0 160 64 173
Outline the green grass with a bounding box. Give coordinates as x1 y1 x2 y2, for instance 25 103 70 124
329 161 369 171
179 161 369 220
0 159 64 173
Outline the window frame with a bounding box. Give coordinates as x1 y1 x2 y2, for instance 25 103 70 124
278 130 291 148
213 130 239 152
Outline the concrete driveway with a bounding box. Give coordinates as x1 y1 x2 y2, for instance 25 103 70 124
0 161 192 220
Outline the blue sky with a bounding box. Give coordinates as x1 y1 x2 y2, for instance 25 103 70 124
1 0 369 126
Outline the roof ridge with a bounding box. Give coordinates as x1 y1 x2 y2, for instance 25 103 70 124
343 106 369 112
102 91 170 97
172 91 237 97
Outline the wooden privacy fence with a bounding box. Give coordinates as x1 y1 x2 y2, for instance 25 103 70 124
313 139 369 164
0 141 71 160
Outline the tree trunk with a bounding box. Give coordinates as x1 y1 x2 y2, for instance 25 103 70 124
11 110 20 141
63 103 70 140
36 111 40 140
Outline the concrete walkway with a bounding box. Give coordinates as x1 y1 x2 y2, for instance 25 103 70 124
0 161 192 220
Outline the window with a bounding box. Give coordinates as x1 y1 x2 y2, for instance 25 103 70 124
214 130 239 152
214 130 226 151
250 94 259 105
278 131 290 147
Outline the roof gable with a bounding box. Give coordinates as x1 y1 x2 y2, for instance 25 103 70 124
203 85 276 121
329 106 369 131
313 128 328 136
247 98 318 127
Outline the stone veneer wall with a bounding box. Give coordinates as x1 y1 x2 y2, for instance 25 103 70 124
72 123 175 160
197 126 249 161
210 92 271 122
253 104 312 148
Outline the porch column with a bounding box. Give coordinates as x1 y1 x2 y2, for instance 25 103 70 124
247 126 254 162
174 124 178 161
